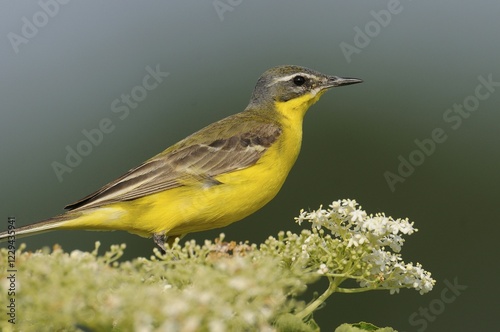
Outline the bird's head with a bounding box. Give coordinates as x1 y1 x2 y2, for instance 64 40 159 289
247 65 362 117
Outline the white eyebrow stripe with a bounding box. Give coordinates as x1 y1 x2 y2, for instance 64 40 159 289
267 72 316 87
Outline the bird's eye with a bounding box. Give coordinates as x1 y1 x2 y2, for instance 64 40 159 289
293 75 306 86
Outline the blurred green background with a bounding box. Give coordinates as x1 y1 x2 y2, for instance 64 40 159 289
1 1 498 330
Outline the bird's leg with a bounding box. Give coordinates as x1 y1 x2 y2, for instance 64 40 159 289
153 233 185 252
153 233 167 252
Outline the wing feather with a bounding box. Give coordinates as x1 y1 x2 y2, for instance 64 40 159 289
66 116 281 210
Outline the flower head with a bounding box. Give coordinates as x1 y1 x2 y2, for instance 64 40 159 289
294 199 435 295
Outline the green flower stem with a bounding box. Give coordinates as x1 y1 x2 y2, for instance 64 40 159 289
337 286 403 293
295 276 345 320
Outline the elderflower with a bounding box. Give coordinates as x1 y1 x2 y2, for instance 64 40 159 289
294 199 435 295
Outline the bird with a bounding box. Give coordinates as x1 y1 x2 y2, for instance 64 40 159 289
0 65 362 251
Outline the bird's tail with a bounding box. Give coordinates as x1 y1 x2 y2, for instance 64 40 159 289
0 206 133 243
0 212 83 243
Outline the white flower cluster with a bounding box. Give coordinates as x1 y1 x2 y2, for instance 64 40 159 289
295 199 435 295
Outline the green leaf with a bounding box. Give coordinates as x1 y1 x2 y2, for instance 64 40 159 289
335 322 398 332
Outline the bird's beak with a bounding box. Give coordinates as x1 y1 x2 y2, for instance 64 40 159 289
323 76 363 88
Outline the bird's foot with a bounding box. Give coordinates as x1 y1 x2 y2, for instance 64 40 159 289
153 233 167 252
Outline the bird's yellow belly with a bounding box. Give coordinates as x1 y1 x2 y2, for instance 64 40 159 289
122 140 299 237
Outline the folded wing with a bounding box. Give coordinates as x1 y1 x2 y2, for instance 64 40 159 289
65 119 281 210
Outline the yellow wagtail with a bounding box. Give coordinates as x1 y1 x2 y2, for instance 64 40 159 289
0 65 362 250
